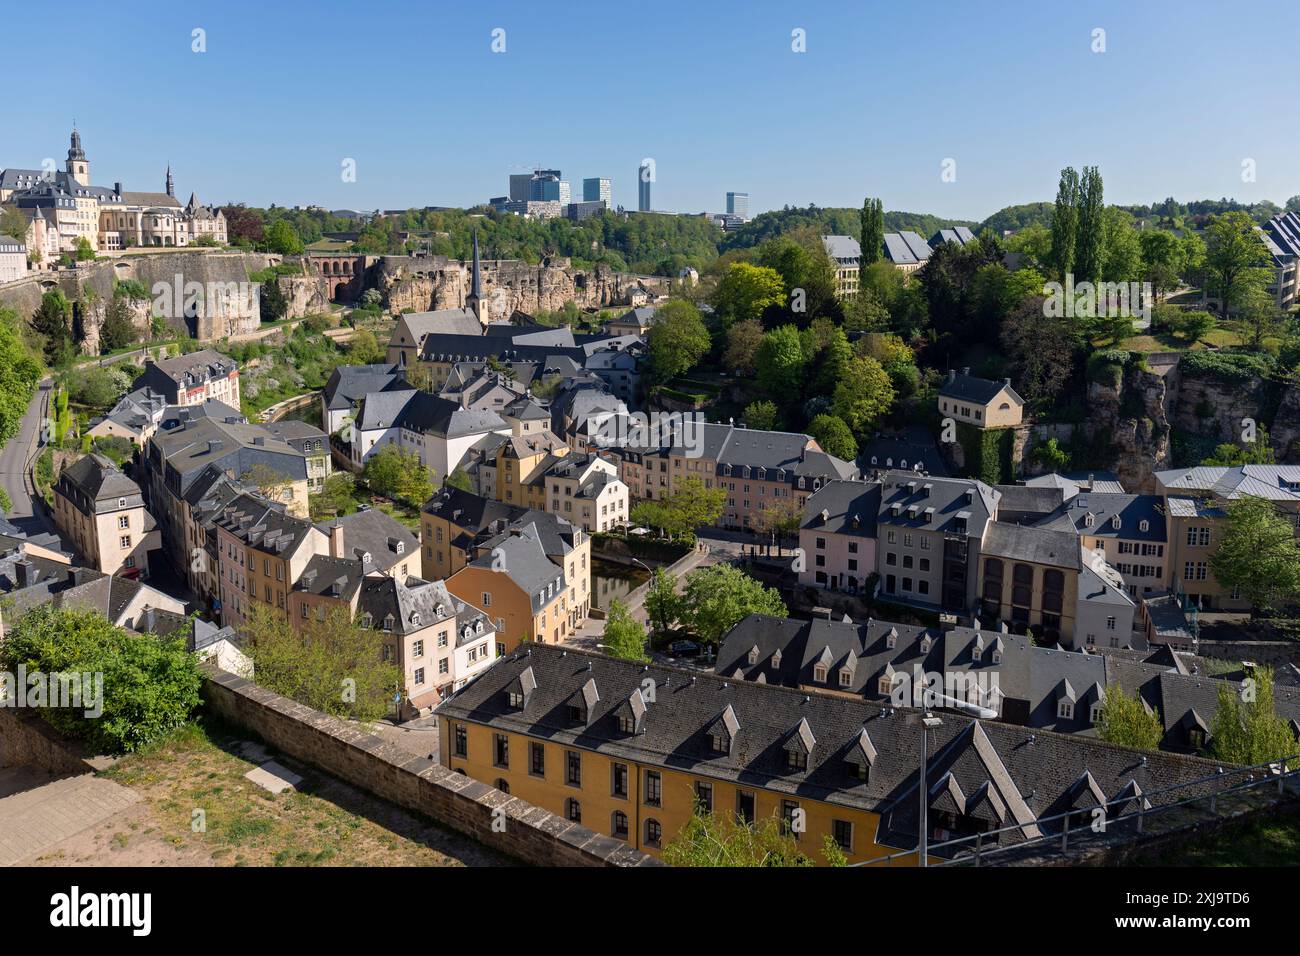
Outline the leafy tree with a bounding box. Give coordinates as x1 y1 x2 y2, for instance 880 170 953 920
645 568 681 637
1230 288 1284 351
1139 228 1184 300
0 308 45 446
646 299 710 382
258 275 289 323
1210 667 1297 767
1204 211 1271 320
363 444 434 504
856 333 919 398
662 475 726 538
711 262 784 328
0 606 201 754
100 295 138 353
1031 437 1071 472
743 399 779 430
999 295 1081 407
1048 167 1079 281
841 285 891 332
1101 206 1142 283
308 472 357 521
1097 684 1164 751
347 328 385 364
68 366 129 410
1209 495 1300 613
807 321 853 394
0 206 28 241
1073 166 1104 283
241 604 400 722
830 356 894 437
1164 308 1216 344
807 413 858 460
444 467 473 492
241 463 297 504
756 230 839 324
680 564 787 645
263 219 304 255
755 324 805 396
860 197 884 266
750 494 805 549
31 289 75 367
74 236 95 261
722 318 764 375
601 599 648 661
1203 424 1275 466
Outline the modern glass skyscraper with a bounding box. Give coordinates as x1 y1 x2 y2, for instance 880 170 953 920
726 191 749 219
638 162 652 212
583 177 611 204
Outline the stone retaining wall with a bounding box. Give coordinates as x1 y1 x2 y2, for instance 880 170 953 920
0 708 97 775
200 668 660 867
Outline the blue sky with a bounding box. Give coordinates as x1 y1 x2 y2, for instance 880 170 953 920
7 0 1297 221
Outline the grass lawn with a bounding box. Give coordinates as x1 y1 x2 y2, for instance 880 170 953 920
101 717 506 867
1137 807 1300 866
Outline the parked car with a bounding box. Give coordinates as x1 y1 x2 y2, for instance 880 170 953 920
668 640 701 657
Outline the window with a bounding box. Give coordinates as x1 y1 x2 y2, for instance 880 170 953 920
481 592 492 607
495 778 510 794
438 659 449 675
786 748 808 772
529 742 545 777
453 725 467 758
612 762 628 798
644 770 662 807
119 535 132 549
833 819 853 853
644 819 662 847
694 781 713 813
781 800 801 838
736 790 755 824
565 750 582 787
493 734 509 768
612 810 629 838
117 515 130 530
412 639 424 658
413 667 425 685
565 798 582 823
1058 701 1074 720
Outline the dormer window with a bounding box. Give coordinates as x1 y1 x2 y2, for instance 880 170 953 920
1139 519 1149 532
710 732 730 754
395 541 405 554
410 613 421 627
784 717 815 772
786 749 808 771
1089 702 1102 723
1111 515 1122 530
813 664 828 683
885 628 897 649
1058 700 1074 720
1084 513 1095 528
838 669 852 688
771 649 782 669
382 614 394 631
359 613 373 629
747 645 760 665
618 715 635 733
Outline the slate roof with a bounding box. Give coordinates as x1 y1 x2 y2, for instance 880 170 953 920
820 235 861 261
134 349 237 400
1155 465 1300 503
860 426 949 477
800 480 881 536
1052 493 1167 542
146 417 308 497
55 455 143 515
295 554 365 601
463 522 566 612
938 370 1025 406
436 642 1231 853
882 231 933 265
322 363 410 412
877 471 998 538
981 522 1082 570
359 575 460 636
314 507 418 574
356 389 508 438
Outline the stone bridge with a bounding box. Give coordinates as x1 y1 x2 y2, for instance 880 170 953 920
304 254 370 303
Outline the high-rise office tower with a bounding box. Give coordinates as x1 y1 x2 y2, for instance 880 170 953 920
727 191 749 219
509 173 532 202
638 162 652 212
584 177 611 204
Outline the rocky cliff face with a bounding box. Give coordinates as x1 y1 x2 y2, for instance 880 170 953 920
1085 362 1175 492
1170 374 1270 446
375 256 666 318
1270 385 1300 461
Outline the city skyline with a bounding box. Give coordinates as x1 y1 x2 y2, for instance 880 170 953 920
5 0 1299 220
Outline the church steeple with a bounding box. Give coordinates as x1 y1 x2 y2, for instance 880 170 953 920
66 125 89 186
466 230 485 324
166 164 174 198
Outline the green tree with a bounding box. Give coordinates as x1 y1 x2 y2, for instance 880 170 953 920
711 262 784 327
1101 206 1142 283
743 399 779 430
241 604 400 722
31 289 75 367
444 467 473 492
308 472 357 521
1048 167 1079 281
1204 211 1271 320
0 308 43 446
601 599 648 661
1097 684 1164 751
645 567 681 637
1210 668 1296 768
646 299 710 382
1031 437 1071 472
860 197 884 267
0 606 201 754
1139 228 1183 300
841 285 891 332
663 808 832 867
806 413 858 460
830 355 894 437
74 236 95 261
347 328 385 364
755 324 805 396
1073 166 1104 283
1203 424 1275 466
1000 296 1081 407
259 276 289 323
0 206 28 241
722 318 765 376
364 444 434 504
661 475 726 539
680 564 787 645
263 219 304 255
1209 495 1300 613
100 295 138 353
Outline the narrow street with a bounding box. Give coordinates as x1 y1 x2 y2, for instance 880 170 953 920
0 380 55 537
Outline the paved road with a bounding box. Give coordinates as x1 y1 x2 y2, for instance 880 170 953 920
0 380 55 537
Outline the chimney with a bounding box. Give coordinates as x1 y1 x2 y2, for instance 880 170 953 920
253 436 265 446
947 369 956 382
329 522 344 558
208 439 223 453
14 559 33 588
1003 378 1011 386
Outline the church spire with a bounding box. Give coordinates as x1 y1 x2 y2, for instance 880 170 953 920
471 229 482 299
166 163 174 198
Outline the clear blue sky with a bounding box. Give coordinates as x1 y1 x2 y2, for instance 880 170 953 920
8 0 1297 221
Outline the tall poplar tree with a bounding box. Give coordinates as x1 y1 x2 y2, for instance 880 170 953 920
1073 165 1105 283
1048 167 1079 281
860 197 883 266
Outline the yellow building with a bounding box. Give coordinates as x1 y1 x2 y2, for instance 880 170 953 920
51 454 161 579
436 643 1227 865
938 370 1025 430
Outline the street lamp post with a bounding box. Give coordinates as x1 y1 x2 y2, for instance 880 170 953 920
915 693 998 868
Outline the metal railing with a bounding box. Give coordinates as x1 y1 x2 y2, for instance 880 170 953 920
854 753 1300 867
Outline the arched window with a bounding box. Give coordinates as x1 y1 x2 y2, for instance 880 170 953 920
982 558 1004 603
644 818 662 847
1043 569 1065 613
1012 564 1034 608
